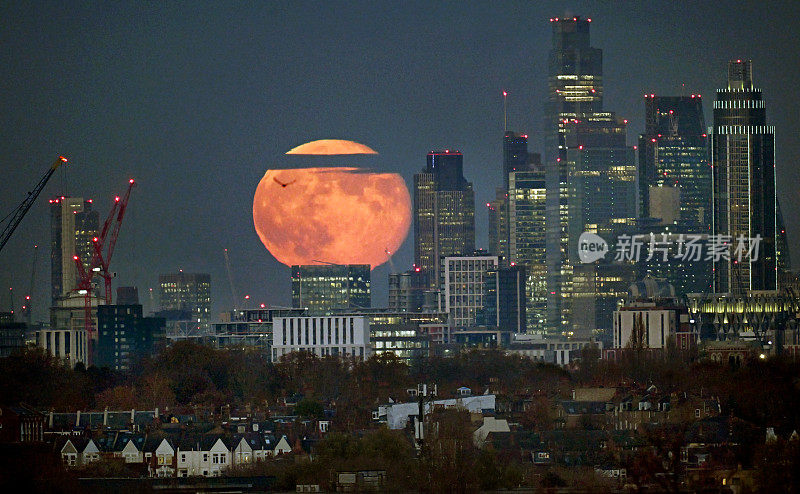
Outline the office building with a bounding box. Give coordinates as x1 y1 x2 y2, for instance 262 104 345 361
481 265 527 333
711 59 777 294
0 312 26 357
291 264 370 314
544 16 637 334
503 132 530 189
413 151 475 288
50 197 99 303
487 188 508 261
509 168 547 332
639 95 710 227
212 308 305 349
272 315 370 361
158 272 211 330
388 269 430 312
442 253 499 328
96 305 166 371
572 262 637 337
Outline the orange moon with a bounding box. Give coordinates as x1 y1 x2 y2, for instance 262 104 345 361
253 167 411 269
286 139 378 155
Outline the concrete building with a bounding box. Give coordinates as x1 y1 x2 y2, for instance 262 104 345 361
442 253 499 328
50 196 99 304
272 315 370 361
507 333 602 366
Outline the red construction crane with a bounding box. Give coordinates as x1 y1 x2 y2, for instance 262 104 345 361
72 178 136 364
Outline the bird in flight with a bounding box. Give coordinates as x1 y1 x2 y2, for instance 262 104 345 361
273 177 296 188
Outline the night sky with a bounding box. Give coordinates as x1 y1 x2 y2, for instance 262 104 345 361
2 1 798 321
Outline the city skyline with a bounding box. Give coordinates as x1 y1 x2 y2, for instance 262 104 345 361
1 2 799 320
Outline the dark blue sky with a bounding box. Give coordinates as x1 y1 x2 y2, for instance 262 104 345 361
2 1 798 320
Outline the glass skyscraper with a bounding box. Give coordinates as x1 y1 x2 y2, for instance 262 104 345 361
711 60 777 294
291 264 371 314
413 151 475 288
509 169 547 332
639 95 710 227
544 16 636 335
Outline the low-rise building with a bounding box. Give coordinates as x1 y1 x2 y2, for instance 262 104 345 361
272 315 370 361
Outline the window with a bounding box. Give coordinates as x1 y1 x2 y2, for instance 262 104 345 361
203 453 208 462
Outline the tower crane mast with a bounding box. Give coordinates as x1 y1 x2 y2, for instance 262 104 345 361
0 156 68 254
72 178 136 365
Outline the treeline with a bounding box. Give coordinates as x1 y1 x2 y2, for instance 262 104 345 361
2 342 800 435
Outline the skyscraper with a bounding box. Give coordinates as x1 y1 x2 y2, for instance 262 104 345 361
509 168 547 332
50 197 99 304
544 16 636 335
413 150 475 287
711 60 777 293
291 264 370 314
158 272 212 329
503 132 529 189
487 187 508 261
639 95 710 227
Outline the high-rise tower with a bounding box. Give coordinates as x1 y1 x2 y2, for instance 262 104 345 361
639 95 710 227
712 60 777 294
50 197 99 304
544 16 636 335
413 150 475 288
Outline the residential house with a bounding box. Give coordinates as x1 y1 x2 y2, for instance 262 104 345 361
0 405 46 442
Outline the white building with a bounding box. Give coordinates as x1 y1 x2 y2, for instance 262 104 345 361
374 394 496 430
272 315 370 361
442 254 499 328
507 333 601 366
37 328 88 368
613 305 678 349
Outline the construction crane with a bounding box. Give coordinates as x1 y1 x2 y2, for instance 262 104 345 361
72 178 136 364
20 244 39 325
0 156 68 254
93 179 136 304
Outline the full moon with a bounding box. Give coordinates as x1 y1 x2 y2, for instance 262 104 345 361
253 164 411 269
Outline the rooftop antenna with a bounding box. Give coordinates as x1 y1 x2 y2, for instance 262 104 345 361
502 90 508 132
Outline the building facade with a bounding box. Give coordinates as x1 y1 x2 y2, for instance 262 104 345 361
0 312 25 357
271 315 370 361
50 197 99 304
442 254 499 328
639 95 710 227
544 17 637 334
413 151 475 288
711 60 777 294
481 265 527 333
509 169 547 332
291 264 370 314
96 304 166 371
158 272 212 330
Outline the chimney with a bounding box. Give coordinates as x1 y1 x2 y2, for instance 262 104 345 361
49 410 54 428
76 410 81 428
103 407 108 426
